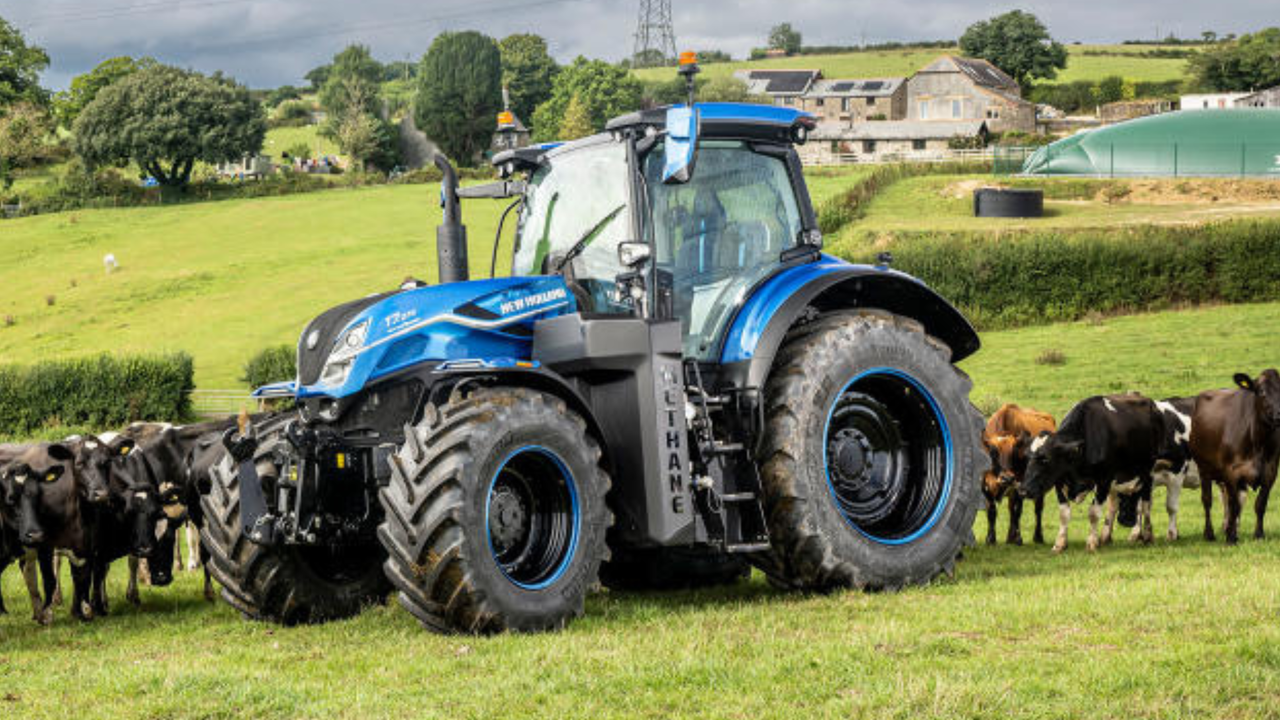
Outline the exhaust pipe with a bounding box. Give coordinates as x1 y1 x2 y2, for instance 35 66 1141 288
434 154 469 284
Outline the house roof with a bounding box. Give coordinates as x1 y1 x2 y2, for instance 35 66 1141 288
732 69 821 96
811 119 988 141
918 56 1019 91
808 78 905 97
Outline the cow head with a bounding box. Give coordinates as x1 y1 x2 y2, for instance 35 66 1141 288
1020 431 1085 500
6 443 75 546
122 482 163 560
1236 369 1280 427
983 434 1020 497
67 435 131 505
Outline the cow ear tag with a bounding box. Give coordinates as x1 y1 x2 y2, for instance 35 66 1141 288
120 445 132 456
1234 373 1254 391
45 470 60 482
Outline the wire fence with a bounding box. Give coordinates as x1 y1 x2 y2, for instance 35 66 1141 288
190 389 262 419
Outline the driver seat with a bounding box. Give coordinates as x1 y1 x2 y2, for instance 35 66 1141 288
676 189 726 278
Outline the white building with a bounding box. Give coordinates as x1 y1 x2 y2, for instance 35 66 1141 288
1180 93 1252 110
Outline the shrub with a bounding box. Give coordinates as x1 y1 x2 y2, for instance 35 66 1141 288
0 353 195 437
241 345 296 389
833 219 1280 330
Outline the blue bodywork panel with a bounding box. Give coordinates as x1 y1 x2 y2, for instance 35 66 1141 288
721 254 905 364
277 276 575 400
676 102 814 127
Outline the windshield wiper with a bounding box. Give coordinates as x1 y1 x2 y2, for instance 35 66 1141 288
553 204 626 273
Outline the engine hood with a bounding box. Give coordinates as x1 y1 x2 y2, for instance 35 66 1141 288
285 275 575 400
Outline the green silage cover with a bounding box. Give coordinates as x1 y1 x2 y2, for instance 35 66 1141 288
1023 109 1280 177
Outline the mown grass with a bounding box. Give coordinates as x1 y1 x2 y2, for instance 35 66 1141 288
834 174 1280 244
631 45 1193 85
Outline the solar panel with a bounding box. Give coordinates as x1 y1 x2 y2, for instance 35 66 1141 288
765 72 815 94
862 81 884 92
831 82 857 92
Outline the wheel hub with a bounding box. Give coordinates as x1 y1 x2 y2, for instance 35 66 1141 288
488 486 529 554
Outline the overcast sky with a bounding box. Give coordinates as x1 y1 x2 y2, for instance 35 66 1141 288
3 0 1271 90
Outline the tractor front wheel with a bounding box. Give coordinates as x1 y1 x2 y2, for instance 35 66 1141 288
755 310 984 591
378 387 612 634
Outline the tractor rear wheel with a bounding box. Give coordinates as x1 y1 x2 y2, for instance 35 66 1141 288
754 310 984 591
378 387 611 634
200 415 390 625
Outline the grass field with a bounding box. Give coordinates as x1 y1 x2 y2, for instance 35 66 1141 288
261 124 341 161
632 45 1193 85
832 175 1280 244
2 302 1278 719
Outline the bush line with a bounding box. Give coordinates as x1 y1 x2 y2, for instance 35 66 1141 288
832 218 1280 330
0 353 195 437
242 345 297 390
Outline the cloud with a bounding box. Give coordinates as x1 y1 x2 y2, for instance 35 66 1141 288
2 0 1269 89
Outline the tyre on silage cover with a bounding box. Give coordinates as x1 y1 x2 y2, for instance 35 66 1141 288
378 386 612 634
754 310 985 591
199 415 390 625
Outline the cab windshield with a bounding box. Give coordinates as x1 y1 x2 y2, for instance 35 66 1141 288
512 138 634 313
644 140 803 359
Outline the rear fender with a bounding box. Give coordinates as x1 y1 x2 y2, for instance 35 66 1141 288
723 260 980 389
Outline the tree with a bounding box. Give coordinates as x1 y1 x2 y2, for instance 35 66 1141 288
0 102 51 190
319 45 383 120
499 33 559 122
1201 30 1218 44
414 31 503 166
72 65 265 191
0 17 50 109
53 56 155 128
768 23 802 56
304 64 331 91
558 94 594 140
696 49 732 64
1189 27 1280 91
1096 75 1125 105
959 11 1068 88
530 57 642 142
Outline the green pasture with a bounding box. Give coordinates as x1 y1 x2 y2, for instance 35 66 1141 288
631 45 1193 85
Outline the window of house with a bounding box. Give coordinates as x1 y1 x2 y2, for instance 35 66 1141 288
830 140 839 153
912 139 926 151
782 96 794 106
862 140 877 153
867 96 876 106
918 101 928 119
815 97 824 107
841 98 849 112
951 99 962 118
985 108 1000 119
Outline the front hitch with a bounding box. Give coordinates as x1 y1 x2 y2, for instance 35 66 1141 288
222 428 277 546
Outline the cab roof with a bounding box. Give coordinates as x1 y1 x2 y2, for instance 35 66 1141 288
492 102 816 172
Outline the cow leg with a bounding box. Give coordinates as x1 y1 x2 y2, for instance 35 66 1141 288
37 550 58 622
1033 494 1046 544
126 556 141 606
90 558 109 617
20 553 50 625
1053 496 1071 553
1256 476 1273 540
186 522 201 571
1006 494 1024 545
1136 497 1154 543
1086 501 1103 552
200 541 214 602
1202 477 1216 541
984 494 998 545
1100 491 1118 546
69 560 93 622
1166 479 1182 541
50 554 63 607
1224 477 1244 546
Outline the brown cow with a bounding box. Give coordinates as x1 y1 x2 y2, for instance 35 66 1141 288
983 404 1057 545
1191 370 1280 545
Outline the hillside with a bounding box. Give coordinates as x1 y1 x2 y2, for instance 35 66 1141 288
633 44 1194 85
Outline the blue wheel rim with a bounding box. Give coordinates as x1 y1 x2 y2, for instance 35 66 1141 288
822 367 954 545
485 445 580 590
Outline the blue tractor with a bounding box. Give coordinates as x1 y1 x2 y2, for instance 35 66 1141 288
202 59 985 633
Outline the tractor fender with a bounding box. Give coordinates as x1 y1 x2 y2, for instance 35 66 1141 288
427 364 612 473
721 258 980 389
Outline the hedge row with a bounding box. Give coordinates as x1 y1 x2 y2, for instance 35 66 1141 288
242 345 297 390
836 218 1280 330
0 353 194 437
815 160 993 237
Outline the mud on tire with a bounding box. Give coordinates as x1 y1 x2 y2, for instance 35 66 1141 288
378 386 612 634
753 310 985 591
200 415 390 625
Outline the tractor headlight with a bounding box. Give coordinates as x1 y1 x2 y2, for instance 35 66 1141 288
319 319 370 386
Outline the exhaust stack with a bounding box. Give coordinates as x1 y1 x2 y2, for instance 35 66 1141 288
434 154 468 284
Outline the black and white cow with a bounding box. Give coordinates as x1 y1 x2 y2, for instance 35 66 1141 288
1020 394 1182 552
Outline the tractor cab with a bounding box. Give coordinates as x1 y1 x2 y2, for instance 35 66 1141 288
496 102 819 362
